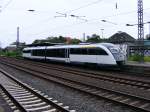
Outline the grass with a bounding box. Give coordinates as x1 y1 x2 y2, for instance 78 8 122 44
0 51 22 57
144 56 150 62
128 54 150 62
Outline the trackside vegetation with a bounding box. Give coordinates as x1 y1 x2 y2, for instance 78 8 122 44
128 54 150 62
1 50 150 62
0 50 22 57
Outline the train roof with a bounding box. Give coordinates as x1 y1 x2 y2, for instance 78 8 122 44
23 43 115 50
26 43 65 47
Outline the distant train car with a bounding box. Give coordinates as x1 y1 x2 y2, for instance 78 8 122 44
22 43 125 66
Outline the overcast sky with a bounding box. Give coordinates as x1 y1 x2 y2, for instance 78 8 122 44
0 0 150 47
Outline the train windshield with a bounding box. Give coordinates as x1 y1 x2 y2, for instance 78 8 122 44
101 43 120 54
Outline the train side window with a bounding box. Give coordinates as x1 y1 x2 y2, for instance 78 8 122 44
59 49 65 57
53 49 57 57
32 50 37 56
81 48 87 55
56 49 61 57
70 48 76 54
87 48 97 55
41 49 45 56
70 48 87 55
97 48 108 55
23 50 31 53
32 49 45 56
46 49 53 57
46 49 65 58
38 49 45 56
87 48 108 55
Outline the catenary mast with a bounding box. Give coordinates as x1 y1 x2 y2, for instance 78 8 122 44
137 0 144 62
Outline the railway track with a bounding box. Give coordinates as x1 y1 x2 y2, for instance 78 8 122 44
0 57 150 111
0 69 75 112
2 56 150 77
19 57 150 76
1 57 150 91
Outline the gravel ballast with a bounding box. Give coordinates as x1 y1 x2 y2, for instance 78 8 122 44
0 89 14 112
0 63 137 112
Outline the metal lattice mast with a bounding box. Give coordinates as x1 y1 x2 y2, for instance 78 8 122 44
137 0 144 62
138 0 144 42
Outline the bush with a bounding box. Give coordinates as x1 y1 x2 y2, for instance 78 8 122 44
128 54 143 61
0 51 22 57
144 56 150 62
128 55 150 62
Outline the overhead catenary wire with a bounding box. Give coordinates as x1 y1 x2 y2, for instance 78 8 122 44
26 19 132 38
23 16 56 30
23 0 150 33
22 7 150 38
0 0 150 46
25 0 104 29
64 0 103 14
0 0 13 12
22 0 132 32
24 0 104 30
24 0 103 31
54 0 104 21
25 20 86 37
24 6 150 33
6 0 149 39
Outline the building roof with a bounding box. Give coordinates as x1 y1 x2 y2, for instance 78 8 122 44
109 31 136 44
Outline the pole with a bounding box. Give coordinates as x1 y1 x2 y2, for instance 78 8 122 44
16 27 19 48
137 0 144 62
83 33 85 42
149 22 150 35
101 29 104 38
0 42 1 54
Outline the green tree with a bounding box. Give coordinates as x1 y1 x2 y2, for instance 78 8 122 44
46 36 66 43
32 39 50 44
70 38 81 44
86 34 101 43
146 34 150 40
32 36 81 45
32 39 41 44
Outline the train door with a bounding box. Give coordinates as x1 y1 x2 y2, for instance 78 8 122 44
44 46 47 61
87 48 97 63
96 47 109 64
65 48 70 63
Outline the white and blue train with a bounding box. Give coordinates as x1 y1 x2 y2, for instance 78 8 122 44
22 43 125 66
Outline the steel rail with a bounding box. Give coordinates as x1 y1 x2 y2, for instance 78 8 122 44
1 57 150 91
0 68 74 112
0 59 150 112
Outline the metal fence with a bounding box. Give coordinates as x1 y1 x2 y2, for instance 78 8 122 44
129 45 150 56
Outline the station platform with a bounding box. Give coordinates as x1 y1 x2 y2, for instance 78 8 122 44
126 61 150 67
